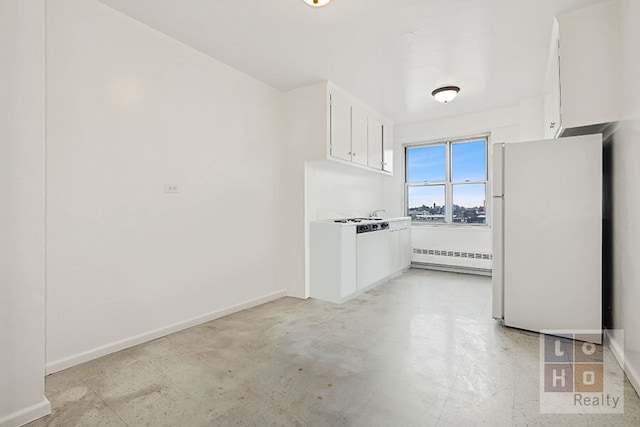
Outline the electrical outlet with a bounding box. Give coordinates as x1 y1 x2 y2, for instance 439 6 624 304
164 183 179 193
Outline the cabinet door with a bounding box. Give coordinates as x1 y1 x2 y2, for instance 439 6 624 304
330 92 352 162
557 1 619 130
367 116 383 170
309 223 356 303
400 228 412 268
356 231 390 289
339 227 357 298
350 105 368 166
543 26 561 139
388 230 401 273
382 122 393 173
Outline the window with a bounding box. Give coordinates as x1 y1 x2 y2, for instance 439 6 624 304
405 136 488 225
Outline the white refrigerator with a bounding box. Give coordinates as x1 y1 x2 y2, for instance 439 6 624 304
492 134 602 342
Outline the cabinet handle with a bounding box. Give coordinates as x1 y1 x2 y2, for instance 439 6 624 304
550 122 556 129
352 152 356 156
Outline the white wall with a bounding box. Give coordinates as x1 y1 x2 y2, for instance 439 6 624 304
390 106 520 271
0 1 51 426
283 83 328 299
610 0 640 394
45 0 288 372
519 95 545 142
305 161 386 222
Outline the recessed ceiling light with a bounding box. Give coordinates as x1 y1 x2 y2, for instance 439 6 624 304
303 0 331 7
431 86 460 104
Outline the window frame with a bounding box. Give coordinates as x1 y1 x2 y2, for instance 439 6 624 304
404 134 490 227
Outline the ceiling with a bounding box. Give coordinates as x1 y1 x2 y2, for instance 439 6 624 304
97 0 600 124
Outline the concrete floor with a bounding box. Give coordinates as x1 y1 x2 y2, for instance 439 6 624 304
28 269 640 426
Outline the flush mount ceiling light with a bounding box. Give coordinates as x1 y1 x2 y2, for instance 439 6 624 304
304 0 331 7
431 86 460 104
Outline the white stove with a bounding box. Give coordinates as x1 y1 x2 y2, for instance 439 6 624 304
333 217 383 223
329 218 389 233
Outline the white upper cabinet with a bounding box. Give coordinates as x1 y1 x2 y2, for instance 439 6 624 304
367 116 383 169
382 121 393 173
367 115 394 173
544 0 620 137
350 105 369 166
327 83 393 175
288 81 393 175
543 22 561 139
329 91 352 162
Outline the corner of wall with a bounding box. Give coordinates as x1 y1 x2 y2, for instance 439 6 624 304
0 400 51 427
0 1 48 426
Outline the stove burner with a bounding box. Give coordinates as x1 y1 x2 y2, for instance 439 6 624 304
334 217 384 223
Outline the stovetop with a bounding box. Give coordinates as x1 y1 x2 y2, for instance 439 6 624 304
334 217 383 223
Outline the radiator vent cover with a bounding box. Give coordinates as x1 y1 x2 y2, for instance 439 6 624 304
413 248 492 260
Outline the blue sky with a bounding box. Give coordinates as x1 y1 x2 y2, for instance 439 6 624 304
407 140 486 208
451 140 486 182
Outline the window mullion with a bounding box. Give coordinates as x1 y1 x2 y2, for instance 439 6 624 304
446 141 453 223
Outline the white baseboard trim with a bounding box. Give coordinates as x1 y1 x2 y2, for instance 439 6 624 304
0 398 51 427
45 289 287 375
337 275 391 304
606 329 625 369
411 262 492 277
311 268 412 305
388 266 411 279
627 358 640 398
605 329 640 397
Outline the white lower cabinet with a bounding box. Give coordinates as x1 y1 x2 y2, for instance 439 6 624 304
400 228 412 268
310 218 411 304
356 230 389 289
389 219 412 275
389 230 401 274
309 222 356 304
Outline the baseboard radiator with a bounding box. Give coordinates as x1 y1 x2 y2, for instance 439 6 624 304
413 248 492 260
412 247 492 276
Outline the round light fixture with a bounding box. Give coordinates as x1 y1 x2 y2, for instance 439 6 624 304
304 0 331 7
431 86 460 104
